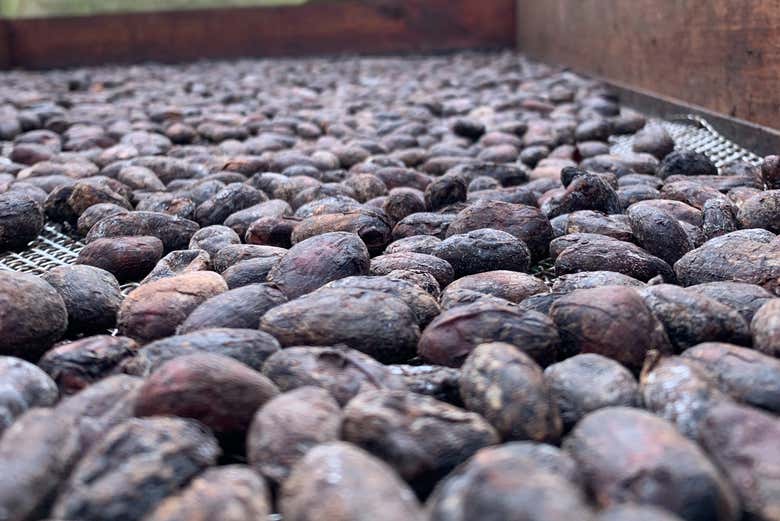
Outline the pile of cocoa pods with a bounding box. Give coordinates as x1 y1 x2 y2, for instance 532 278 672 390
0 51 778 521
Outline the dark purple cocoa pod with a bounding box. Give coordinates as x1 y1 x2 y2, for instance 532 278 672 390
342 390 499 494
220 257 275 288
141 249 211 284
370 252 454 287
632 123 675 159
76 202 129 236
178 283 287 333
212 243 286 272
628 203 693 265
418 302 560 368
39 335 138 395
384 234 442 255
618 184 662 209
658 150 718 179
261 287 420 363
550 286 672 370
761 155 780 189
42 265 123 333
544 353 639 430
424 174 467 211
542 173 622 218
135 193 197 220
383 188 426 223
0 191 44 251
702 198 739 240
0 356 58 434
453 118 485 140
431 228 531 278
565 209 633 241
86 211 200 252
551 270 644 292
555 236 676 282
247 386 341 484
736 189 780 233
245 215 300 248
224 199 293 238
118 271 227 343
389 364 461 405
597 505 685 521
565 407 739 521
188 224 240 258
391 211 456 240
52 417 220 521
751 299 780 356
280 442 426 521
460 343 562 442
0 271 68 360
77 236 163 282
441 270 547 306
193 182 266 226
291 207 393 254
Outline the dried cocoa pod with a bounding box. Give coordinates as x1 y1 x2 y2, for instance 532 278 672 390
135 193 197 219
118 271 227 343
0 191 44 251
370 251 454 287
66 179 132 217
391 211 455 240
42 264 123 333
386 268 441 298
77 235 163 282
342 173 388 203
628 203 693 265
424 174 467 210
247 386 341 483
115 165 165 191
761 155 780 189
661 180 729 210
52 417 220 521
389 364 461 405
618 184 662 209
658 150 718 179
565 209 633 241
440 270 548 305
187 224 240 257
383 188 426 223
342 390 499 494
565 407 739 521
76 202 129 236
193 182 266 226
294 194 361 218
280 442 426 521
431 228 531 278
751 299 780 356
597 505 685 521
86 211 200 252
141 249 211 284
179 283 286 332
419 302 560 367
736 189 780 233
542 173 622 218
384 234 442 255
632 123 675 159
244 215 300 248
223 198 293 237
555 236 676 282
551 270 644 292
212 243 286 272
460 343 562 442
291 207 393 254
449 161 529 187
702 198 739 240
0 356 58 434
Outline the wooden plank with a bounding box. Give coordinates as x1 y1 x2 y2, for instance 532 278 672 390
516 0 780 131
5 0 515 69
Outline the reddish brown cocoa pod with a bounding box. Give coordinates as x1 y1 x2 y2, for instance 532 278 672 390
383 188 426 223
280 442 426 521
135 193 197 219
262 345 406 406
0 356 58 434
194 182 266 226
431 228 531 278
42 264 123 333
565 210 633 241
187 224 240 257
0 271 68 360
736 190 780 233
661 180 730 210
66 179 132 216
342 390 499 494
384 235 442 255
565 407 739 521
245 215 300 248
390 364 461 405
342 173 388 202
391 211 456 240
0 191 44 251
135 353 279 439
179 283 287 333
418 302 560 368
541 173 621 218
268 232 369 299
460 343 562 443
52 417 220 521
687 281 773 323
213 243 286 272
291 207 393 254
141 249 211 284
751 299 780 356
39 335 138 395
223 198 293 237
555 237 676 283
86 211 200 252
221 257 277 288
76 202 129 236
118 271 227 343
441 270 548 305
628 203 693 266
77 235 163 282
550 286 672 370
551 270 645 293
370 251 454 288
247 386 342 484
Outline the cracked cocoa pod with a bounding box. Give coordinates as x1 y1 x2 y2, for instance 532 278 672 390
658 150 718 180
390 364 461 405
550 286 672 370
565 407 739 521
431 228 531 278
213 243 286 272
565 209 633 241
292 207 393 254
427 443 593 521
261 287 420 363
0 271 67 360
118 271 227 343
268 232 369 299
342 390 499 494
145 465 271 521
383 188 426 222
418 302 560 368
0 191 44 251
39 335 138 395
247 386 341 484
597 505 685 521
632 123 675 159
751 299 780 356
280 442 426 521
123 328 280 376
391 211 455 240
551 270 645 293
386 268 441 298
224 199 293 237
761 155 780 189
698 402 780 521
179 283 287 333
135 353 279 440
385 234 442 255
141 249 211 284
42 264 123 333
76 202 129 236
441 270 548 307
702 198 739 240
460 343 562 442
66 179 132 217
86 211 200 252
77 235 163 282
628 203 693 265
370 251 454 287
544 353 639 430
193 182 266 226
244 215 300 248
682 342 780 413
736 189 780 233
52 417 220 521
542 173 622 218
0 356 58 434
188 224 240 257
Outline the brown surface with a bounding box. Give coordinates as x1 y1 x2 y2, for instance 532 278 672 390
516 0 780 131
4 0 515 69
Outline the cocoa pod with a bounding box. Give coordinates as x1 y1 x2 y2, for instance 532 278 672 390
86 211 199 252
178 283 287 333
42 264 123 333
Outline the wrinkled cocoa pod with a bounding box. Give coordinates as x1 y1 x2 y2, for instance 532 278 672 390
66 179 132 217
194 182 266 226
661 180 729 210
245 215 300 248
141 249 211 284
441 270 547 306
390 364 461 405
115 165 165 191
86 211 199 252
77 235 163 282
736 190 780 233
419 302 560 367
219 257 275 288
291 207 393 254
178 283 287 333
658 150 718 179
544 353 639 430
597 505 685 521
383 188 426 223
280 442 426 521
118 271 227 343
551 270 645 293
565 407 739 521
761 155 780 189
188 224 240 257
628 203 692 265
425 174 467 210
550 286 672 370
213 243 286 272
52 417 220 521
542 173 621 218
0 271 67 360
555 236 676 282
0 191 44 251
702 198 739 240
687 282 773 323
342 390 499 494
632 123 675 159
135 193 197 219
386 268 441 298
261 287 420 363
392 211 455 240
42 264 123 333
751 299 780 356
565 209 633 241
224 198 293 237
431 228 531 278
76 202 129 236
370 251 454 287
247 386 341 483
0 356 58 434
39 335 138 395
460 343 562 442
268 232 369 299
384 234 442 255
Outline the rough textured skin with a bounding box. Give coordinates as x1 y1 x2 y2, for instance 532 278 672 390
658 151 718 180
42 265 123 333
247 386 342 483
141 249 211 284
262 346 406 406
0 356 58 434
292 208 393 254
268 232 370 299
85 211 200 252
565 210 633 241
542 173 621 219
76 202 130 236
194 182 266 226
698 402 780 521
751 299 780 356
52 418 220 521
639 284 751 350
555 238 676 283
597 505 685 521
427 443 593 521
370 252 454 288
385 235 442 256
178 283 287 333
460 343 561 443
77 236 164 282
0 271 68 360
702 198 739 240
225 199 293 238
280 442 426 521
0 191 44 251
431 228 531 278
551 270 645 293
342 390 499 494
565 408 739 521
418 302 560 368
392 212 455 240
441 270 547 306
135 353 279 438
261 288 420 363
687 281 773 322
628 204 692 265
220 257 277 288
544 353 639 430
39 335 138 395
390 364 462 405
213 244 286 272
245 215 300 248
737 190 780 233
550 286 672 368
144 466 272 521
187 224 240 258
118 271 228 343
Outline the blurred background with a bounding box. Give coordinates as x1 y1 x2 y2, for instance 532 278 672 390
0 0 307 17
